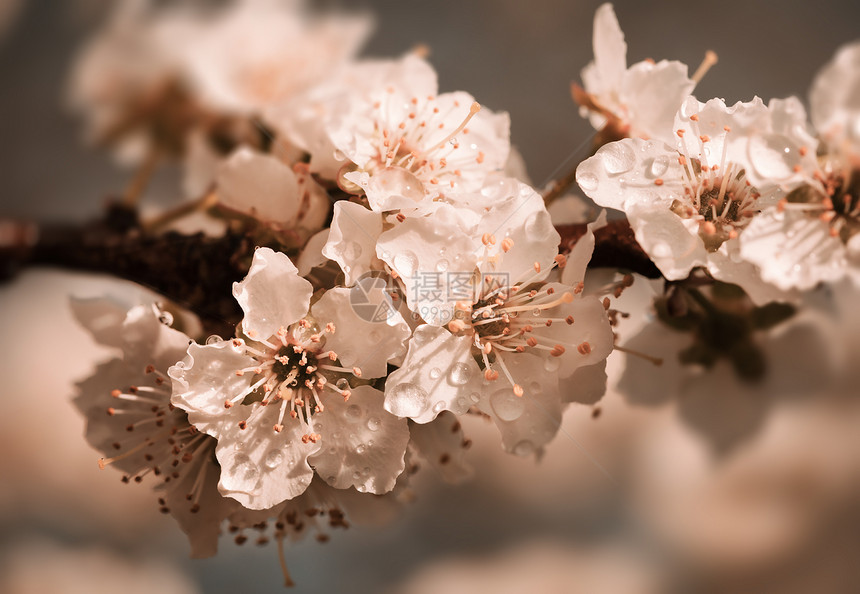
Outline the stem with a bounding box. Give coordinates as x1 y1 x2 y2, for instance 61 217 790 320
1 213 661 335
542 160 581 205
556 219 661 279
122 149 161 208
142 191 218 233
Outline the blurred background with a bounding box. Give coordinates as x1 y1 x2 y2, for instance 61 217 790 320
2 1 860 592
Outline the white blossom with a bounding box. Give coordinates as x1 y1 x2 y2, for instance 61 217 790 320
575 3 696 144
740 56 860 291
576 96 810 302
383 194 613 453
170 248 410 509
72 298 236 558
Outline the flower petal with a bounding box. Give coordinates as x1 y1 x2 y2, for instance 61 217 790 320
214 409 319 510
311 286 411 379
322 201 384 286
216 147 301 224
408 411 473 483
232 247 313 339
377 206 478 325
310 385 409 494
384 325 482 423
476 353 564 455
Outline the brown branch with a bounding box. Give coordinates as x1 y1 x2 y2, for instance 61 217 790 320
556 219 661 279
2 210 661 335
4 205 250 337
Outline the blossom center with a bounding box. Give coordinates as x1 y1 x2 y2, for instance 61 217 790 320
364 93 481 185
230 320 358 440
671 151 762 251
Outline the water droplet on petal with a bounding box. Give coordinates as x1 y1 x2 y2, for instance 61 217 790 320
524 210 552 241
680 96 700 119
448 363 472 386
598 142 635 174
490 388 525 422
355 444 366 454
576 169 599 192
649 155 669 178
435 259 449 272
469 392 481 403
429 367 442 379
747 134 796 181
205 334 223 345
387 382 430 418
367 417 381 431
513 440 536 456
652 242 672 259
341 241 363 261
228 454 260 491
264 449 284 469
346 404 362 421
378 167 425 202
336 378 350 391
393 251 419 277
543 357 560 372
432 401 445 413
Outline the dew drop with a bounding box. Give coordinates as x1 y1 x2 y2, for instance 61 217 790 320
649 155 669 178
228 454 260 491
393 251 419 277
429 367 442 379
379 167 424 202
205 334 223 345
543 357 560 372
455 396 467 410
490 388 525 422
513 440 535 456
528 381 542 394
469 392 481 403
652 242 672 259
435 259 449 272
432 401 446 414
340 241 363 261
345 404 362 421
598 142 635 174
576 169 599 192
748 134 796 181
356 484 367 493
524 210 552 241
680 96 700 119
355 444 366 454
387 382 430 418
336 378 350 391
263 449 284 469
448 362 472 386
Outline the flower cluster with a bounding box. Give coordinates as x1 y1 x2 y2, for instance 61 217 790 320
69 0 617 583
61 0 860 587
